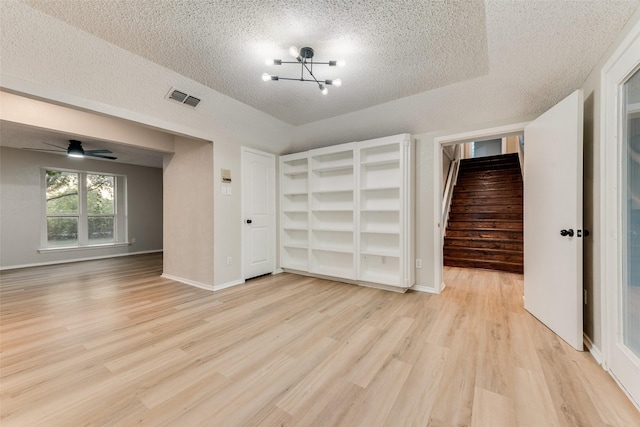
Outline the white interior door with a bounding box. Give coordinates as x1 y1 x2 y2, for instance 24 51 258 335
242 148 275 280
524 89 584 351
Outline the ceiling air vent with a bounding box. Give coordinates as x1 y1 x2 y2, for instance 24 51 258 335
166 88 201 108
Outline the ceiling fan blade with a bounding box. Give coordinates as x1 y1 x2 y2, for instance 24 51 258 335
21 148 63 152
42 141 67 150
86 153 117 160
85 149 113 154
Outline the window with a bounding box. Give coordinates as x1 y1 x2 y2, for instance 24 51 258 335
43 169 126 248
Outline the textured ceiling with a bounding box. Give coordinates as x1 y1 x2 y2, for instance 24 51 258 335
0 122 165 168
12 0 640 127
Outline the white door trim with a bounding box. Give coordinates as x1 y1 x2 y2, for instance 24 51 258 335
240 146 277 280
601 16 640 408
432 122 530 293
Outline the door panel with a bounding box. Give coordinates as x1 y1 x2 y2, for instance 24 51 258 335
524 89 584 351
242 148 275 279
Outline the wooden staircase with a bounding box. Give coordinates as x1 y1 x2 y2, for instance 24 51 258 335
444 153 523 273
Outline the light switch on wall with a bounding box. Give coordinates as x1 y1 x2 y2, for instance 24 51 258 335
221 186 226 195
226 186 232 195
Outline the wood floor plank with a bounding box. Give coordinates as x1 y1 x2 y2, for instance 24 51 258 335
1 254 638 426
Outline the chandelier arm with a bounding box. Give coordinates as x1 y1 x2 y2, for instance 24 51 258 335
276 77 320 83
301 61 321 85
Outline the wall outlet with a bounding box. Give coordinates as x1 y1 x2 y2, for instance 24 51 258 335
226 256 232 265
131 237 136 244
415 259 422 268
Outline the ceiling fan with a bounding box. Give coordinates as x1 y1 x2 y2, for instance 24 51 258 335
26 140 117 160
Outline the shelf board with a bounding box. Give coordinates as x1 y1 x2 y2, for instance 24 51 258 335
360 230 400 235
311 227 353 233
311 247 354 254
283 170 308 177
283 209 308 213
312 164 353 173
282 226 308 231
361 250 400 257
361 159 400 167
282 243 308 249
282 263 308 271
282 192 308 197
360 186 400 191
312 189 353 194
311 208 353 212
360 208 400 213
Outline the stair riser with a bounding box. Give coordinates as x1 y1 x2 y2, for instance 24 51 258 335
444 238 523 251
453 189 523 198
458 167 522 179
444 248 523 263
444 258 524 274
452 198 522 206
447 221 523 230
449 212 522 221
456 176 522 186
460 165 520 174
450 205 523 214
455 183 522 191
446 229 523 240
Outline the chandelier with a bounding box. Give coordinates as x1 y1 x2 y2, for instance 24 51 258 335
262 46 345 95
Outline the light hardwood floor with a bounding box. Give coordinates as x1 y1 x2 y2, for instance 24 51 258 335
1 253 638 426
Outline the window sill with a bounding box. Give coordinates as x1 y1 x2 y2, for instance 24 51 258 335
38 242 131 253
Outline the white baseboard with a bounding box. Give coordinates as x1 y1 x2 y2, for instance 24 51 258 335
583 333 603 364
273 268 284 275
0 249 163 271
410 284 439 294
161 273 215 291
213 279 245 291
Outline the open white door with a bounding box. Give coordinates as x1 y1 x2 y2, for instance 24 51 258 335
524 89 584 351
242 147 276 280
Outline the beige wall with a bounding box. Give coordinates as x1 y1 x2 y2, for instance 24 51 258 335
505 136 519 154
0 146 163 268
213 140 242 286
163 137 214 287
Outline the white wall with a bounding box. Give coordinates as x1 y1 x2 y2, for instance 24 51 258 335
0 147 163 269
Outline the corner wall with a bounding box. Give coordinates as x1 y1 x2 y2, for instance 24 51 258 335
162 137 214 287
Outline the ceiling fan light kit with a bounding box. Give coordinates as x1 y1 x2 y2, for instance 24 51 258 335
263 46 345 95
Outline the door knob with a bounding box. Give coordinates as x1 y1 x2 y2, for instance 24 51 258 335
560 229 574 237
246 219 252 224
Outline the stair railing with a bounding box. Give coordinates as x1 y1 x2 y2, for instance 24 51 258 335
517 135 525 180
442 144 462 236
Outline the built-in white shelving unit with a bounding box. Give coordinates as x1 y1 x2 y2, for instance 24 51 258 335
308 143 356 280
280 152 309 272
279 134 414 291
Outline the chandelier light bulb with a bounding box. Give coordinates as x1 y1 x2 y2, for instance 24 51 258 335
289 46 299 58
262 72 271 82
337 60 346 68
320 84 328 95
333 78 342 87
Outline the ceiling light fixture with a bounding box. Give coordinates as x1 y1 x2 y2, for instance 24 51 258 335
67 140 85 158
263 46 345 95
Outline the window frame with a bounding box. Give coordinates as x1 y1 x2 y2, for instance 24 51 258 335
40 168 128 251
